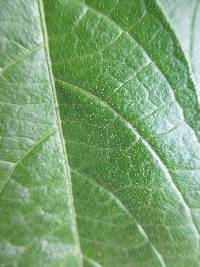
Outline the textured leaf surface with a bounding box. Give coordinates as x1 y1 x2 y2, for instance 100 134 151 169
1 0 200 267
159 0 200 100
0 1 82 266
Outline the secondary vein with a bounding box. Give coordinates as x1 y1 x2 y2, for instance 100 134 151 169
76 0 200 143
72 168 167 267
0 127 58 196
56 77 200 252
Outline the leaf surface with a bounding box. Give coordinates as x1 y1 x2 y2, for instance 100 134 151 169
0 0 200 267
0 1 82 266
159 0 200 100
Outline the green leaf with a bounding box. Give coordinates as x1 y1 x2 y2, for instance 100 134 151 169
0 1 200 267
159 0 200 100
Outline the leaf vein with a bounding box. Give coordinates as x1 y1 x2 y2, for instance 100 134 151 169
56 77 200 264
71 168 166 267
76 0 200 143
0 127 58 196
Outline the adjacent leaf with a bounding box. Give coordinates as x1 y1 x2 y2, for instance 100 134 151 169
159 0 200 100
1 1 200 267
0 1 82 266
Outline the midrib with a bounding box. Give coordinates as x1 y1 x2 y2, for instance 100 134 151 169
37 0 83 266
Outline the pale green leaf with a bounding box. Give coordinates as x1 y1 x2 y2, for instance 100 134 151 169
159 0 200 100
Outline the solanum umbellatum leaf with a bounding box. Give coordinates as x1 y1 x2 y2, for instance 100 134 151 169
0 0 200 267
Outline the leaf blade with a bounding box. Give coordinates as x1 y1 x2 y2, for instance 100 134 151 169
44 0 200 266
1 0 200 267
0 0 82 266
